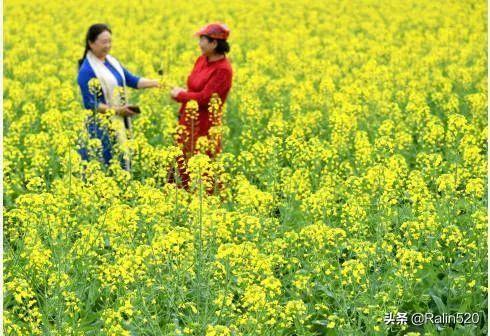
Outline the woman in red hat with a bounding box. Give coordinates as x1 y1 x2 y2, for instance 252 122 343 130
168 22 233 191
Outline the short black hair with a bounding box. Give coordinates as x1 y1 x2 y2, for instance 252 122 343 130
202 35 230 54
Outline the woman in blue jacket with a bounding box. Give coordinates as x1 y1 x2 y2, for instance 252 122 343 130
77 23 160 170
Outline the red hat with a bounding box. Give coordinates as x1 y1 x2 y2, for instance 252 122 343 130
193 22 230 40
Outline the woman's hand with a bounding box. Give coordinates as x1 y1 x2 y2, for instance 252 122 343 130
170 87 185 98
115 105 137 117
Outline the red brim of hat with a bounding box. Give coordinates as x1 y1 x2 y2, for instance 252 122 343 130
193 27 208 37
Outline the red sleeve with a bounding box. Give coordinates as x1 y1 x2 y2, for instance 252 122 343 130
175 68 232 106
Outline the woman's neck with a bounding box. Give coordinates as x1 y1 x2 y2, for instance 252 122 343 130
89 50 106 62
206 53 224 62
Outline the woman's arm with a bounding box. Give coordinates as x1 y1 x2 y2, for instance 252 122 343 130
173 68 232 106
96 103 137 117
77 69 99 110
137 78 160 89
78 68 137 117
123 66 159 89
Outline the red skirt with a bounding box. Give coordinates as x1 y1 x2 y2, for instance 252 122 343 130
167 107 223 192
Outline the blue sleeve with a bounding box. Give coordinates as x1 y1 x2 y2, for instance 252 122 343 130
123 66 141 89
77 68 99 110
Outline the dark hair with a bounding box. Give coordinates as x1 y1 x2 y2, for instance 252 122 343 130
202 35 230 54
78 23 112 69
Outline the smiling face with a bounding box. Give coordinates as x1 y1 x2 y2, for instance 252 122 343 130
89 30 112 58
198 35 217 56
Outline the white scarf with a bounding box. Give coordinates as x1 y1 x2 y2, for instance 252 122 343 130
86 50 132 170
86 50 128 106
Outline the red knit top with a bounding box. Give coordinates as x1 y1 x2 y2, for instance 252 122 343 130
173 54 233 134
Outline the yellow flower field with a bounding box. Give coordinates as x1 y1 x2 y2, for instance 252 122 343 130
3 0 488 335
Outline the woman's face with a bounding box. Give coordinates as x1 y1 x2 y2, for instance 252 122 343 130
199 35 217 56
89 30 112 58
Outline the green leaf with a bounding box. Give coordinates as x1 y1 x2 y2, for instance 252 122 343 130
430 292 448 314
